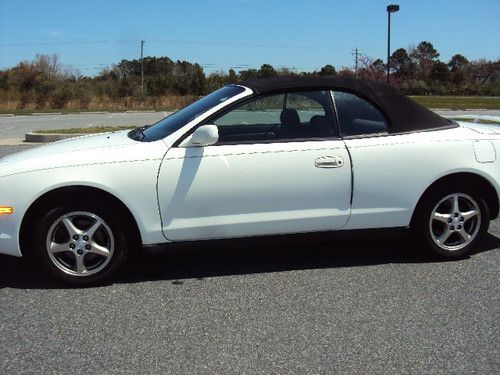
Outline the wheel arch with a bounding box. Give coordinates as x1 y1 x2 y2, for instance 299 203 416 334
19 185 142 257
410 172 499 227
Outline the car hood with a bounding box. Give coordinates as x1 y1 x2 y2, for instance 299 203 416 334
0 131 167 178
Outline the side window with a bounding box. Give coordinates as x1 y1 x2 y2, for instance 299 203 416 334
286 93 326 123
212 91 336 144
333 91 388 136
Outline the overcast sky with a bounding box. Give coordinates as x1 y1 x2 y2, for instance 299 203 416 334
0 0 499 75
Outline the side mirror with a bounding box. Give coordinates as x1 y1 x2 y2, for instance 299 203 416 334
180 125 219 147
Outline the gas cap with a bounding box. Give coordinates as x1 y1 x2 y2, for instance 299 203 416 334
473 140 496 163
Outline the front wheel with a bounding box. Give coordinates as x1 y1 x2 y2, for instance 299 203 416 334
414 188 490 258
33 204 130 285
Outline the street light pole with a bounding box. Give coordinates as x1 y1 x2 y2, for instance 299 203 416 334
386 4 399 84
140 40 145 95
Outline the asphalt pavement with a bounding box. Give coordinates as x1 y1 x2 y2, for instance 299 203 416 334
0 144 499 374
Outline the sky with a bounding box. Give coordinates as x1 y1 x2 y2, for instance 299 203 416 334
0 0 499 76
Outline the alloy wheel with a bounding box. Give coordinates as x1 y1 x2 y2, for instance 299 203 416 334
45 211 115 276
429 193 481 251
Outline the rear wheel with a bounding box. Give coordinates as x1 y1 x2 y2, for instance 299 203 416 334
415 187 490 258
33 203 129 285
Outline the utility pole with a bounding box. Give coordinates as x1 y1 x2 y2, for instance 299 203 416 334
352 48 359 77
140 40 145 95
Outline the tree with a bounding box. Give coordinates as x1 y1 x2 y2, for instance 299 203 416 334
238 68 259 81
318 64 336 76
357 56 385 82
258 64 277 78
337 67 355 77
410 41 440 80
448 54 469 72
448 54 469 85
430 61 450 83
390 48 416 80
227 69 238 83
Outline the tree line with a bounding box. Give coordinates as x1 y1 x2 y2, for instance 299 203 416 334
0 41 498 110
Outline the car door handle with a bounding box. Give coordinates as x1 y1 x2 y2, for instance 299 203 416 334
314 156 344 168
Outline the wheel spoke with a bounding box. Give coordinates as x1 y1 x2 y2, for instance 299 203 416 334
48 241 70 254
437 228 453 244
457 228 471 243
85 219 103 239
88 241 110 258
62 217 82 237
433 212 451 224
75 255 87 274
451 195 460 214
461 210 478 222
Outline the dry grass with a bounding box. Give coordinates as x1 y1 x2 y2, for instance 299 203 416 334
0 95 198 114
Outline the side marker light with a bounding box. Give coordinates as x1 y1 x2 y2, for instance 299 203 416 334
0 207 14 215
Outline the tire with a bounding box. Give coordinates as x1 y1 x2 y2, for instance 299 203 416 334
33 201 130 285
414 185 490 259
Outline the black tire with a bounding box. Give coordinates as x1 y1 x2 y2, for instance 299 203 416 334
413 184 490 259
33 200 130 285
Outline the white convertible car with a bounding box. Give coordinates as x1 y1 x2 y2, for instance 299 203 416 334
0 77 499 284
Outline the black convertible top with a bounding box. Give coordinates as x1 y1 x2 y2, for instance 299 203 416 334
240 76 455 134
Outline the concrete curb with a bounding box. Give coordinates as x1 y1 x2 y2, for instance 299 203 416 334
0 138 26 146
77 111 110 114
31 112 63 116
0 114 15 117
24 132 84 143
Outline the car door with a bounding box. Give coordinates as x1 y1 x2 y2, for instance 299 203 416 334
330 90 423 229
157 90 352 241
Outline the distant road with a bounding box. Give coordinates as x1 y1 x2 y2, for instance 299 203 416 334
1 109 499 139
0 112 171 139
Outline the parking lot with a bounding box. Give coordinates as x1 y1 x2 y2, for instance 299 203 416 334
0 144 499 374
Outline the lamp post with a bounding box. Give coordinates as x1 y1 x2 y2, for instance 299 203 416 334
386 4 399 84
140 40 145 95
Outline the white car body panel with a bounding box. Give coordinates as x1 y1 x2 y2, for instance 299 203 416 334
158 140 351 241
0 131 168 256
0 87 499 259
343 126 500 230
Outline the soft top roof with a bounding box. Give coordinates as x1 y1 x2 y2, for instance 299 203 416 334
240 76 453 134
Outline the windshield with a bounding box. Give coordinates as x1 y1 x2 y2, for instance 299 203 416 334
130 85 246 142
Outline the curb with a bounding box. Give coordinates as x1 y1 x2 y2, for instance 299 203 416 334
0 114 15 117
77 111 110 114
24 132 85 143
0 138 26 146
31 112 63 116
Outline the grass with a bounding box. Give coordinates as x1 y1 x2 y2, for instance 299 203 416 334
33 126 137 134
410 96 500 110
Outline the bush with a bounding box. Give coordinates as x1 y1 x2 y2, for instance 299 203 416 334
399 79 429 95
50 85 72 108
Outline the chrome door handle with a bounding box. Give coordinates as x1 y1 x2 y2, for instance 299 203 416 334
314 156 344 168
